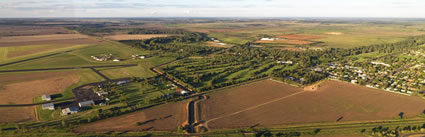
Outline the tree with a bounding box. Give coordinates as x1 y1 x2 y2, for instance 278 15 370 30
61 120 67 127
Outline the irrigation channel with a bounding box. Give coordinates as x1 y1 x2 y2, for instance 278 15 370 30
186 95 207 133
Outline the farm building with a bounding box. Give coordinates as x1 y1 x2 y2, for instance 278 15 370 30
113 59 121 62
78 100 95 108
62 107 79 116
41 94 51 101
176 88 189 95
260 38 275 41
96 91 108 97
42 103 55 110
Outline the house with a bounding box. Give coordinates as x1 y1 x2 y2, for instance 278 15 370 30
42 103 54 110
139 56 145 59
351 80 358 84
78 100 95 108
115 80 129 85
176 88 189 95
96 91 108 97
41 94 51 101
113 59 121 62
62 107 79 116
277 61 293 64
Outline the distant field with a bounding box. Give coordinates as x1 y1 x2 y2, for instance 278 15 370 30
0 25 72 37
75 101 188 132
201 80 425 129
104 34 168 40
174 21 425 48
276 34 324 40
0 34 101 47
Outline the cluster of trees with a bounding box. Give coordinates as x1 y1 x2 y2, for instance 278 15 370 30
370 124 425 137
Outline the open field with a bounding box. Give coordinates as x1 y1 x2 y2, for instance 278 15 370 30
174 21 425 48
0 73 79 104
75 101 188 132
0 71 79 84
0 34 101 47
201 80 425 129
276 34 324 40
0 107 35 123
0 25 72 37
104 34 168 40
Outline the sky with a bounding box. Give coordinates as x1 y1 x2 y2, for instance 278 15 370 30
1 0 425 18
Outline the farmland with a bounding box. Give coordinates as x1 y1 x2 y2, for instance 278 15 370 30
75 101 188 132
0 73 79 104
200 80 425 129
2 18 425 137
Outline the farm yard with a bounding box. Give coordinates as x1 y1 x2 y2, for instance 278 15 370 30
75 101 188 132
200 80 425 129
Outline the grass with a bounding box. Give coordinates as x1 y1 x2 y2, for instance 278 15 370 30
0 44 94 65
0 53 107 70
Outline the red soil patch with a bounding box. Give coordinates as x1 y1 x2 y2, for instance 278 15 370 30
75 101 188 132
202 80 425 129
255 39 313 45
276 34 324 40
0 73 80 104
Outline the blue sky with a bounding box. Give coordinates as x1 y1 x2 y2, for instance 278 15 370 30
1 0 425 18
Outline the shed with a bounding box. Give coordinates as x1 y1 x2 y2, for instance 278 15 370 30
41 103 54 110
62 107 79 116
78 100 95 108
41 94 51 101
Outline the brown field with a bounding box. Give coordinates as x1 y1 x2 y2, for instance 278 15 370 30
276 34 324 40
0 107 35 123
255 39 314 45
0 73 79 104
0 25 72 37
0 34 101 47
201 80 425 129
104 34 169 40
0 71 78 84
75 101 188 132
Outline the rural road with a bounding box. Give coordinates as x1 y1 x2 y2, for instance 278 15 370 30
0 64 137 73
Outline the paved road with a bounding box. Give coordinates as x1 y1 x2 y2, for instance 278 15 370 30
90 68 111 81
0 64 137 73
